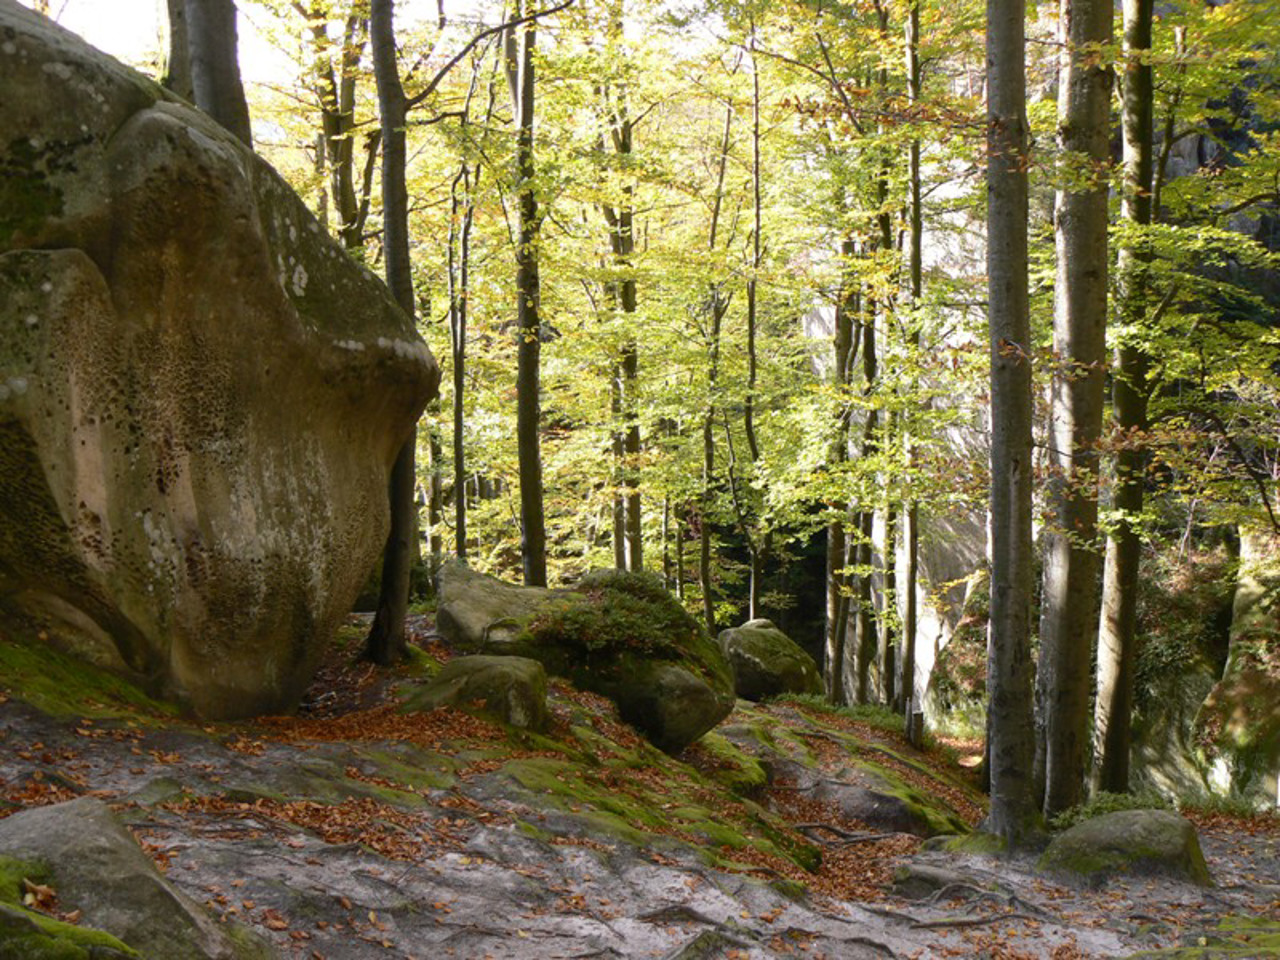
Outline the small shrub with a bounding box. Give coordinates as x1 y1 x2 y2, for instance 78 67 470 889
1049 790 1172 831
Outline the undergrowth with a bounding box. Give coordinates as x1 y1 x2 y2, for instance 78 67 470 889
1049 790 1172 831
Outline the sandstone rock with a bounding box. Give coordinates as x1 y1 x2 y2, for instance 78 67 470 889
1037 809 1212 888
435 561 556 652
434 565 733 751
0 2 438 717
404 655 549 731
0 797 275 958
717 619 822 700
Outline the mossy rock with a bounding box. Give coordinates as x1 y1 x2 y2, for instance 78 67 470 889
0 798 275 959
716 619 822 701
1037 809 1212 888
0 901 139 959
435 565 733 752
401 655 549 731
922 569 988 739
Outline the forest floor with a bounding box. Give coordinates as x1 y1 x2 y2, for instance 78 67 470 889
1 615 1278 959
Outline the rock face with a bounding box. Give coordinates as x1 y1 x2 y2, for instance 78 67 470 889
404 655 549 731
0 797 274 958
717 619 822 700
435 564 734 751
0 3 438 717
1195 527 1280 806
1038 810 1212 888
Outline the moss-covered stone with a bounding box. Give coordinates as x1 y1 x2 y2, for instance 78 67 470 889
0 901 139 959
717 619 823 701
402 655 549 731
435 565 733 751
1038 810 1212 888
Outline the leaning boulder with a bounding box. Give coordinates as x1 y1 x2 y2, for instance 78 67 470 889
0 3 438 717
435 565 733 751
1037 809 1212 888
0 797 274 958
717 619 823 700
403 655 549 731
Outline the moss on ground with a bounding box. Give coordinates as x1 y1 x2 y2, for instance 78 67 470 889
1123 916 1280 957
0 856 139 958
0 632 176 721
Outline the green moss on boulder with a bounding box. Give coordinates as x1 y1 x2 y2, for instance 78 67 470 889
1037 809 1212 888
402 655 549 731
716 619 822 701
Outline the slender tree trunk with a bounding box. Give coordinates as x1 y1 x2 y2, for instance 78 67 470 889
611 365 627 570
427 408 444 576
825 241 857 705
743 29 765 618
882 495 897 706
900 0 923 718
364 0 416 665
164 0 194 100
984 0 1040 846
699 101 734 636
185 0 253 146
1093 0 1154 795
1037 0 1113 818
662 496 672 589
507 4 547 586
854 297 879 704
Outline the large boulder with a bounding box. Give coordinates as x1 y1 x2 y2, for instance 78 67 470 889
1037 810 1212 888
0 3 438 717
0 797 274 958
403 655 549 731
1193 527 1280 806
435 564 734 751
716 619 822 700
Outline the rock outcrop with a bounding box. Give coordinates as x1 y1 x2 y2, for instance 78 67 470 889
1037 810 1212 888
0 797 274 958
0 2 438 717
435 564 734 751
717 619 823 700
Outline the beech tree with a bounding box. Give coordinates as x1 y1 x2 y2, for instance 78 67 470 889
184 0 253 145
984 0 1039 845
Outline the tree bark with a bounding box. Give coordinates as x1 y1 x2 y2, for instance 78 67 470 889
507 3 548 586
1037 0 1113 818
984 0 1040 846
363 0 416 665
699 101 734 636
185 0 253 146
164 0 194 100
900 0 923 717
1093 0 1153 795
825 241 857 705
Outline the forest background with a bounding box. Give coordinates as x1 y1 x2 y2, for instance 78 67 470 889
28 0 1280 840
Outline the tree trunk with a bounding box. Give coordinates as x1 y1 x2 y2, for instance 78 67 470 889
184 0 253 146
984 0 1040 846
507 4 547 586
854 298 879 705
825 241 857 705
900 0 923 717
1093 0 1154 795
882 497 897 706
1037 0 1113 818
699 101 734 636
364 0 416 665
163 0 194 100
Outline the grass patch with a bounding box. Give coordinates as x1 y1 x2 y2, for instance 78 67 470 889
1049 790 1173 831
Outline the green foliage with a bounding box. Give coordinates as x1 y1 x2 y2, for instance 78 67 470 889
1048 790 1173 832
770 692 905 737
523 570 702 661
1134 548 1235 713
